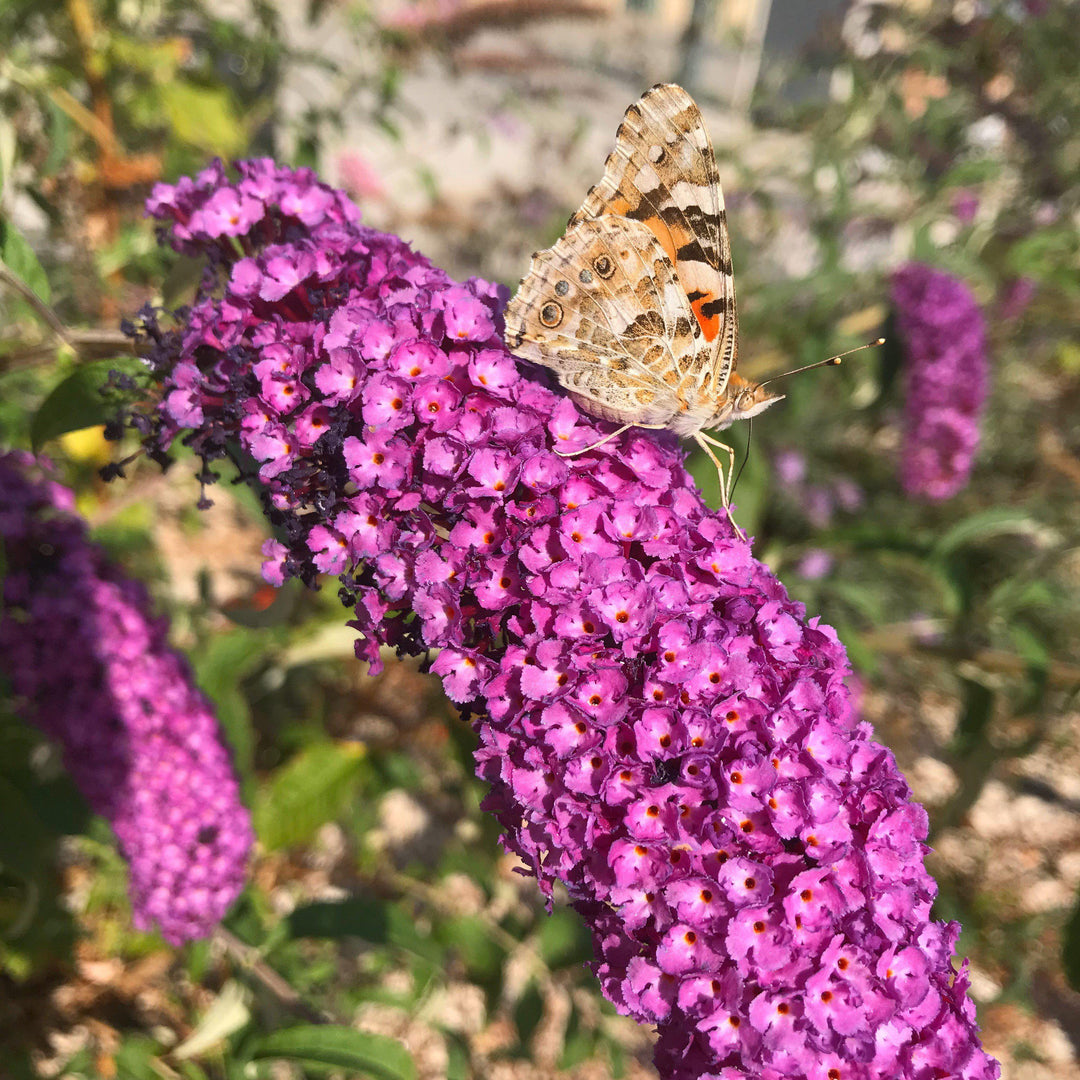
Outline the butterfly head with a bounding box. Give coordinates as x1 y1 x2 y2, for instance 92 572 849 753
732 382 784 421
708 379 784 430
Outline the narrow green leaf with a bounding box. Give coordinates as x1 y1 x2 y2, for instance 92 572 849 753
820 579 888 625
0 773 52 879
537 908 592 970
286 897 440 964
1007 622 1050 671
30 358 150 451
286 897 390 942
253 742 365 851
42 100 72 176
162 256 207 309
513 981 544 1045
173 981 251 1061
949 678 995 759
444 1035 469 1080
0 220 50 303
931 508 1035 560
191 629 265 783
437 915 505 982
0 118 16 195
1063 887 1080 992
558 1001 595 1069
113 1035 170 1080
249 1025 415 1080
159 82 246 157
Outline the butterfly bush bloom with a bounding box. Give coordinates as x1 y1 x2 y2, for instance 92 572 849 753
892 263 989 502
0 452 252 945
132 159 998 1078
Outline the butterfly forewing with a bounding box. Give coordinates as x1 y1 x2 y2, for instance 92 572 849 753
567 83 739 398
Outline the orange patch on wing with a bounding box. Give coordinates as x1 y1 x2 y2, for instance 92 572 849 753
636 213 678 268
690 293 721 342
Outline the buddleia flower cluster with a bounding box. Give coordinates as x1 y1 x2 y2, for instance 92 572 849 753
0 452 252 945
128 159 998 1078
892 263 989 503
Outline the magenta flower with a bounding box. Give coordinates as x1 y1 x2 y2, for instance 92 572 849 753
0 452 252 945
129 160 998 1077
892 263 989 502
950 190 979 224
997 277 1036 321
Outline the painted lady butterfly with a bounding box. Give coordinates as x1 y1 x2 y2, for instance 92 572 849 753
504 83 783 530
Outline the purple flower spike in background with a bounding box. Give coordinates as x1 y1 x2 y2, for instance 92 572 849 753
0 453 252 945
950 190 979 224
132 161 999 1078
892 263 989 502
997 277 1037 321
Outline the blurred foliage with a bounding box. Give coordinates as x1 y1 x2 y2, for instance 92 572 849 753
1 0 1079 1077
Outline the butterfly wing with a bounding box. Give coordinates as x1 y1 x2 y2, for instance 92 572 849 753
504 214 708 427
568 83 738 398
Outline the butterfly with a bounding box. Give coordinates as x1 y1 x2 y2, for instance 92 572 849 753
503 83 784 532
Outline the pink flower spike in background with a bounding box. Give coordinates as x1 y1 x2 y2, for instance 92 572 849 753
335 150 387 202
129 160 999 1078
0 453 252 946
892 263 989 503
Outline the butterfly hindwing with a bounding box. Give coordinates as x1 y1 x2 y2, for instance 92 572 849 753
568 83 738 396
503 214 711 427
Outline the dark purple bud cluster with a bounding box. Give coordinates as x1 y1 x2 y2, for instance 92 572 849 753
131 159 997 1077
892 264 989 503
0 452 252 945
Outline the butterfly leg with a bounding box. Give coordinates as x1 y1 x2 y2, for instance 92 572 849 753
693 431 747 542
553 422 666 459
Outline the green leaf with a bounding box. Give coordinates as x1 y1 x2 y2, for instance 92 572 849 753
287 896 389 942
0 773 53 879
437 915 505 982
0 118 16 196
249 1025 415 1079
162 256 207 310
537 908 592 970
513 981 544 1046
949 678 995 759
1063 886 1080 992
286 897 440 963
173 980 251 1060
159 82 246 157
931 508 1036 561
42 98 72 176
1006 227 1080 291
253 742 365 851
191 629 265 783
1007 622 1050 672
986 576 1054 622
112 1035 170 1080
558 1001 596 1069
0 220 50 304
444 1035 469 1080
819 579 888 625
30 357 150 451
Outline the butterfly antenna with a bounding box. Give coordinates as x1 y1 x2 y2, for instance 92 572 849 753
759 337 885 388
730 417 753 503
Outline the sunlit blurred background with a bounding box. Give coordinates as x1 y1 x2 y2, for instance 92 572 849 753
1 2 1078 1077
